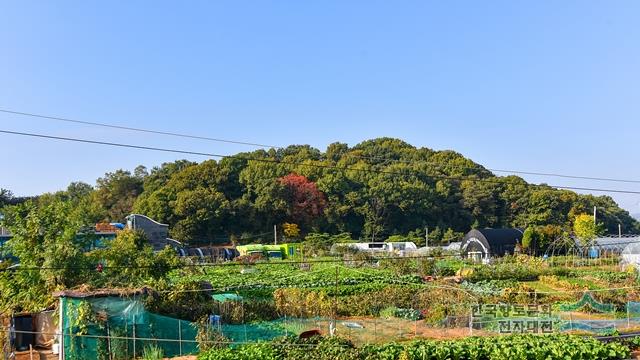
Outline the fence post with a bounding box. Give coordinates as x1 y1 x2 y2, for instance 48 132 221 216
569 312 573 331
59 299 65 360
373 317 377 343
627 296 631 329
2 327 10 360
132 321 136 358
178 320 183 356
106 322 112 360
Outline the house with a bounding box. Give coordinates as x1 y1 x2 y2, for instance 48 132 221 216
460 228 524 262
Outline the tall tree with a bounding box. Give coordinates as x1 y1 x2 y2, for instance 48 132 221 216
574 214 603 246
95 169 145 221
279 173 327 230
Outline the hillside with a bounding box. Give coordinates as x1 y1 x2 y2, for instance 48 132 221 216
4 138 638 244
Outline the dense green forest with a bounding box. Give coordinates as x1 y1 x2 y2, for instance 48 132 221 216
2 138 638 245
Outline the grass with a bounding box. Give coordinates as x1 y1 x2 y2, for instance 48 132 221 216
141 344 164 360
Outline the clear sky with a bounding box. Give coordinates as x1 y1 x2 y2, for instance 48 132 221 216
1 1 639 213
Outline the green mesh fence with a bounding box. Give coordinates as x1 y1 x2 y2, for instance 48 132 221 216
218 317 324 343
559 292 615 313
61 296 198 360
627 301 640 316
558 321 616 334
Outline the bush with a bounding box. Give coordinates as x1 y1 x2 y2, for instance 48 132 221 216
467 261 547 282
433 258 466 276
379 306 398 319
379 258 417 276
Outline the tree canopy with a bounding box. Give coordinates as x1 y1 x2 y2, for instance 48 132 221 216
4 138 638 245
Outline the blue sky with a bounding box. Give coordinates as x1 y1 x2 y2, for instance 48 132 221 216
1 1 639 213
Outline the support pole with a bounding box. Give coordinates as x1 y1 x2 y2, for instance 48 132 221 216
274 224 277 245
331 266 339 337
627 294 631 329
132 321 136 358
178 320 182 356
425 227 429 248
107 322 112 360
59 298 65 360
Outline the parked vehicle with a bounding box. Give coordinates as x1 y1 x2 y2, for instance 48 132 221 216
330 241 417 255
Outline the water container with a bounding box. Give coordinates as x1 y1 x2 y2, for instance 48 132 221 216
209 315 221 327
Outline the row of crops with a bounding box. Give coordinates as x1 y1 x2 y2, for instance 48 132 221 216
197 334 634 360
172 255 638 306
161 254 640 351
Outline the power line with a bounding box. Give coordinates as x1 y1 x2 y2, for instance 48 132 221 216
0 108 280 149
3 107 640 185
347 153 640 184
1 128 640 195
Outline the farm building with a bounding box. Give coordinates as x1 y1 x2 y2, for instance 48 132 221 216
461 228 524 262
126 214 171 251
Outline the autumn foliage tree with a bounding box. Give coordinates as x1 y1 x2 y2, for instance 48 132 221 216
278 173 326 229
574 214 604 246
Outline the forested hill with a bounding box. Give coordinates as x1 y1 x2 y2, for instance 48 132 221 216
3 138 638 244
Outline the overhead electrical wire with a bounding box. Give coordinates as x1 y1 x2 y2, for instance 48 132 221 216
1 129 639 195
0 108 280 148
345 153 640 184
2 108 640 184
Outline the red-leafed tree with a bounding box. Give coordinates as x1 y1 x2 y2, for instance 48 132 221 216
278 173 327 227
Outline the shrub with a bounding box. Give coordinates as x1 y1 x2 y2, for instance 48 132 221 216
379 306 398 319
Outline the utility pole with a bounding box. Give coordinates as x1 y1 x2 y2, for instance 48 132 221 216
593 206 597 223
274 224 277 245
425 226 429 248
619 224 622 238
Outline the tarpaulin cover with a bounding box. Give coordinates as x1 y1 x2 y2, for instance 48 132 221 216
60 296 198 360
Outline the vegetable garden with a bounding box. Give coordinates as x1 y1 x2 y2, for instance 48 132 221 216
136 251 640 359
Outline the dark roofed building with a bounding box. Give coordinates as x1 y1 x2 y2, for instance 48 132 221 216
126 214 170 251
461 228 524 262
